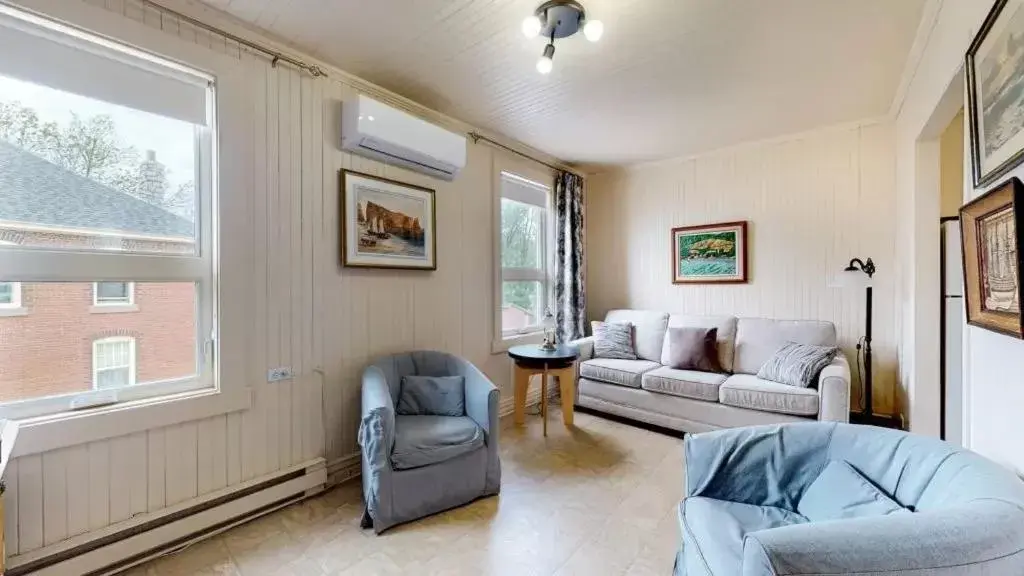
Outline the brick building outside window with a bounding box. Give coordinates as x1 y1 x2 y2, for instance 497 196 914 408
0 141 197 404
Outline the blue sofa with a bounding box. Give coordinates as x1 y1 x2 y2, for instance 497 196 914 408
358 351 501 534
677 422 1024 575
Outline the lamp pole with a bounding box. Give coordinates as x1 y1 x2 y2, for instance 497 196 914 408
844 258 879 423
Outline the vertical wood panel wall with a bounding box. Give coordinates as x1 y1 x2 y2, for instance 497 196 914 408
3 0 521 558
586 122 899 416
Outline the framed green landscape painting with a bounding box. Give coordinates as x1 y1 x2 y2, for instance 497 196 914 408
671 221 748 284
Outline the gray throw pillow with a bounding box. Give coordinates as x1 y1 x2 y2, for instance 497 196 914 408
757 342 838 387
592 321 637 360
660 327 722 372
396 375 465 416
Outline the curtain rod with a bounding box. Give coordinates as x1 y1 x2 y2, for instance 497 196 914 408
469 132 580 178
141 0 327 77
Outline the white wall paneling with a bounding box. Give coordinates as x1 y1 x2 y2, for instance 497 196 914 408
1 0 547 562
586 122 899 416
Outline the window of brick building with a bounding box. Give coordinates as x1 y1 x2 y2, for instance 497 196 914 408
93 282 134 306
0 7 217 419
0 282 19 308
93 337 136 389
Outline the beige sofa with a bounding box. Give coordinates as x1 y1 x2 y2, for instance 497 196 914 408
571 310 850 433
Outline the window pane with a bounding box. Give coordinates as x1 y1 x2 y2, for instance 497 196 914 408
0 281 197 403
0 73 199 255
500 198 544 269
502 281 543 333
96 281 130 302
0 283 11 304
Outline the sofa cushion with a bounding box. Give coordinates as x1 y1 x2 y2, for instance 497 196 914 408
641 366 727 401
397 375 466 416
757 342 839 388
667 314 738 372
391 415 484 470
719 374 820 416
591 321 638 360
680 497 807 576
605 309 669 362
798 460 906 521
733 318 837 375
580 358 661 388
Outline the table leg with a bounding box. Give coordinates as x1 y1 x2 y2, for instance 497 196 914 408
541 364 549 437
513 364 529 426
555 365 575 427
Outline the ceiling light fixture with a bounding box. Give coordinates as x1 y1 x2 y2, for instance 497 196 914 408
523 0 603 74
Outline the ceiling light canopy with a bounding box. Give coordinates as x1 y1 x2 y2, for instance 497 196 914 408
522 0 603 74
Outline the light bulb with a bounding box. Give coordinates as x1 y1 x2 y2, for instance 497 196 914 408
536 55 553 74
522 15 542 38
583 19 604 42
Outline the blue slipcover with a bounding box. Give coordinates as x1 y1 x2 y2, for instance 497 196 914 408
358 351 500 534
677 422 1024 575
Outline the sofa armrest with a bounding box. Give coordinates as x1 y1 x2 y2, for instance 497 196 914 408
684 423 835 510
817 354 850 422
569 336 595 361
742 502 1024 575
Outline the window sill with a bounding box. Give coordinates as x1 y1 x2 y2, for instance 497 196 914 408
90 304 139 314
492 331 544 354
0 307 28 317
12 386 253 457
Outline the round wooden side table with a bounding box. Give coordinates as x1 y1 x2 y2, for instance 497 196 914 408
508 344 579 436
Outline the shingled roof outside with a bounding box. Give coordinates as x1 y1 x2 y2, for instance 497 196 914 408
0 140 193 238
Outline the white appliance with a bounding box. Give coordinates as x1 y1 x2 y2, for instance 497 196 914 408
941 219 964 447
341 95 467 181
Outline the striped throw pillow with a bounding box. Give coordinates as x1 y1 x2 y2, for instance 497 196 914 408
757 342 839 388
592 321 637 360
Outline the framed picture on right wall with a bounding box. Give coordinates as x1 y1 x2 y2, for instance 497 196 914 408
960 177 1024 339
967 0 1024 188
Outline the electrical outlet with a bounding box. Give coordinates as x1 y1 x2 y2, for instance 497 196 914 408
267 367 293 382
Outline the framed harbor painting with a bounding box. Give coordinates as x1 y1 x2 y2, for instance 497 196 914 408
340 170 436 270
967 0 1024 187
960 177 1023 339
671 221 748 284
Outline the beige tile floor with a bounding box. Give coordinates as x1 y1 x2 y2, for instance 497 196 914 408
124 408 685 576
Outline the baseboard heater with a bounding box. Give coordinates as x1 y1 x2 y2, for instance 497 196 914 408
7 459 326 576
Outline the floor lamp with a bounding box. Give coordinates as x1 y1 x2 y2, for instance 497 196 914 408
843 258 899 428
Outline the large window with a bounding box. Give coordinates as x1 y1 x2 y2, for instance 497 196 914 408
499 171 552 338
0 7 216 419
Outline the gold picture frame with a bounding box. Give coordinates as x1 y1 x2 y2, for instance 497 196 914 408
340 170 437 270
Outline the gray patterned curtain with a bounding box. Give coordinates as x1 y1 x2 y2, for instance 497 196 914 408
554 171 585 343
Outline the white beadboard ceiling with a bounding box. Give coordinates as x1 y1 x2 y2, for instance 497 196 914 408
199 0 926 167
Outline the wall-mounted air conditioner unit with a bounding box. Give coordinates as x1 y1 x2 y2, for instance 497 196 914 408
341 95 467 181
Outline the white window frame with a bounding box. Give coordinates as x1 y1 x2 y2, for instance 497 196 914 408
0 281 21 309
92 281 135 306
493 156 555 352
0 240 24 314
0 1 252 456
92 336 137 389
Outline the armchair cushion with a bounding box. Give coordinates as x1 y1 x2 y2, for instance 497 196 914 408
397 375 466 416
681 497 807 576
391 415 484 470
798 460 906 522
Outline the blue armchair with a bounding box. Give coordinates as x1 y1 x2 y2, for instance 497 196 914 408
358 351 501 534
677 422 1024 575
